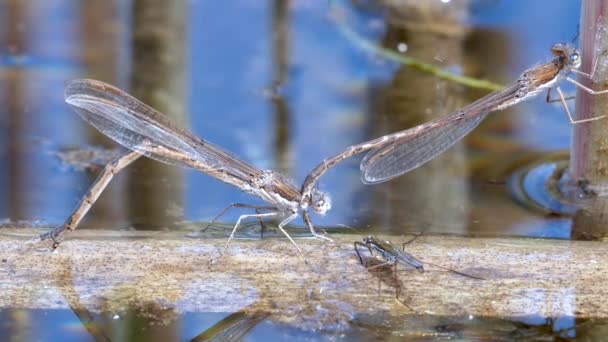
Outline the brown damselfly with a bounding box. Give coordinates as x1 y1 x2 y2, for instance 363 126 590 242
299 43 608 205
39 79 333 262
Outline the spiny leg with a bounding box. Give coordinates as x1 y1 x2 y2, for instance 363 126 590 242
546 77 608 123
555 85 606 123
276 213 308 263
221 212 278 256
302 210 334 242
565 76 608 96
39 150 142 247
196 203 276 235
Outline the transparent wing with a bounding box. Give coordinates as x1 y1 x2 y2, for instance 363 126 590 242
360 111 490 184
65 79 262 184
394 249 425 271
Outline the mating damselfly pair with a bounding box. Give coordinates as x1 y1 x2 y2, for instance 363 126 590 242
39 43 608 262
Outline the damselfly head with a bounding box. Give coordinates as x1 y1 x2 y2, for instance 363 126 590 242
310 188 331 215
551 43 581 69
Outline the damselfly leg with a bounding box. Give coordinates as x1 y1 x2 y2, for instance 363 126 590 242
39 150 142 247
221 212 308 263
302 210 334 242
195 203 277 238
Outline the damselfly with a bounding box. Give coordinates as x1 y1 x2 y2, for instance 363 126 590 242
300 43 607 203
39 79 333 262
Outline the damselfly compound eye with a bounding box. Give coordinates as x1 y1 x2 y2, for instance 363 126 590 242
311 189 331 215
570 51 581 68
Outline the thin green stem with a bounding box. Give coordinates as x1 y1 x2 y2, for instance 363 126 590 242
335 17 505 91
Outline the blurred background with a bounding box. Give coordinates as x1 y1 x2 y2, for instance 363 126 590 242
0 0 588 239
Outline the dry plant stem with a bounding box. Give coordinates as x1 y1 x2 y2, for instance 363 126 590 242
6 230 608 328
570 0 608 192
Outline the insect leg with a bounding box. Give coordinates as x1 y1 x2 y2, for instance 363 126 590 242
195 203 276 236
221 212 278 256
276 213 308 264
39 150 142 248
556 85 606 123
302 210 334 242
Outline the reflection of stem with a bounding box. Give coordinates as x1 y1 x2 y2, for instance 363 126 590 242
189 310 270 342
78 1 123 228
331 12 504 91
128 0 186 229
271 0 292 175
54 257 111 342
6 0 25 220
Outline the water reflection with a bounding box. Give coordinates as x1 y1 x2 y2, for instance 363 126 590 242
76 0 129 229
4 307 607 341
126 0 186 230
189 309 269 341
269 0 293 176
361 0 473 236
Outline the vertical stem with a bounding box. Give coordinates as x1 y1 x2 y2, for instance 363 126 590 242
79 2 125 227
4 0 26 220
271 0 292 175
570 0 608 240
127 0 186 229
367 0 471 235
570 0 608 193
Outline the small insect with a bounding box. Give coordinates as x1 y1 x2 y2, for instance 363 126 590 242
355 235 484 280
354 235 424 310
354 235 425 273
354 235 484 309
